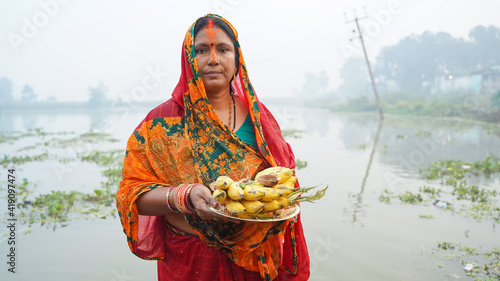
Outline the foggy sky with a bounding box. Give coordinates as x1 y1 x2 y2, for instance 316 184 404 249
1 0 500 102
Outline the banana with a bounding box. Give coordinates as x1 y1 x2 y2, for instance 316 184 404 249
256 174 279 187
261 200 282 212
212 189 227 204
255 167 294 184
276 197 291 208
243 185 266 201
275 184 295 197
253 185 283 201
225 199 246 215
281 176 297 188
216 176 233 190
236 213 256 219
227 182 244 200
240 200 265 214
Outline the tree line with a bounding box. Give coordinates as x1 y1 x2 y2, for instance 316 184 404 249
0 78 108 108
339 25 500 96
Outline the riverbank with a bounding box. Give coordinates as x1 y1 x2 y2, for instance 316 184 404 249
303 92 500 124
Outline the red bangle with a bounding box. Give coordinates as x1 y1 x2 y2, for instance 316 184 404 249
184 184 196 213
174 184 196 213
165 186 178 213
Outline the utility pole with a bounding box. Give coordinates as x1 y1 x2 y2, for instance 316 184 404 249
345 10 384 120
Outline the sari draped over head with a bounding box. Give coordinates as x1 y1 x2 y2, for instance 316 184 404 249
116 14 310 281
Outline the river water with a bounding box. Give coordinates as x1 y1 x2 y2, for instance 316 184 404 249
0 105 499 281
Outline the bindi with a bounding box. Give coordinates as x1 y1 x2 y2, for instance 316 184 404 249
204 19 220 62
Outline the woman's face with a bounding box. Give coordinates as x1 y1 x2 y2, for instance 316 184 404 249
194 23 237 95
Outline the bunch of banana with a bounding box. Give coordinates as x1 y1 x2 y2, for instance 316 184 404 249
211 166 329 219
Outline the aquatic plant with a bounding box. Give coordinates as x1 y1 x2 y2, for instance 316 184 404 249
398 191 423 204
435 241 500 280
421 157 500 182
1 152 50 168
415 130 431 137
419 185 441 197
282 129 303 139
79 150 124 166
0 128 124 231
379 156 499 223
14 180 118 231
0 128 72 144
295 159 308 170
378 189 392 204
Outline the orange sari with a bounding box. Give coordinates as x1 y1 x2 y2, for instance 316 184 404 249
116 14 310 280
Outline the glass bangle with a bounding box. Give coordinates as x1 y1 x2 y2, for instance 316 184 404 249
165 186 178 213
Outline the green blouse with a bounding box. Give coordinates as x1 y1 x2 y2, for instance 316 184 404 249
235 114 258 150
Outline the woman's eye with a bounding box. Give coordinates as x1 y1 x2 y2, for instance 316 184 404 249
195 49 207 54
219 48 228 53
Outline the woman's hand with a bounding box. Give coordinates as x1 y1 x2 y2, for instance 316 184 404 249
189 184 240 223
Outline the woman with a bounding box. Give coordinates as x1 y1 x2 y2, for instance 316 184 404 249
116 14 310 281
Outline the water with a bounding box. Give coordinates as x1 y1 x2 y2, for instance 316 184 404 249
0 106 499 280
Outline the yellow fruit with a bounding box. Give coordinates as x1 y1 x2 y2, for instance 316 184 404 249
276 197 291 208
235 213 255 219
212 189 226 204
226 199 246 215
275 185 295 197
261 200 282 212
243 186 266 201
254 185 283 201
255 167 294 184
240 200 265 214
281 176 297 188
227 182 244 200
216 176 233 190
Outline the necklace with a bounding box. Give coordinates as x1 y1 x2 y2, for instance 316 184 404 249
228 94 236 131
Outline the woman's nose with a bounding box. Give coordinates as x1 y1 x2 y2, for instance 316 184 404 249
208 55 220 65
208 45 219 65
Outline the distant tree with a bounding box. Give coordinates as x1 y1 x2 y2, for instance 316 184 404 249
374 31 475 93
0 77 14 102
88 80 108 107
337 57 369 97
46 96 57 103
468 25 500 68
21 85 37 102
295 71 329 98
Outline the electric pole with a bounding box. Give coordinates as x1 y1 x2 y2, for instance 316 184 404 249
345 11 384 120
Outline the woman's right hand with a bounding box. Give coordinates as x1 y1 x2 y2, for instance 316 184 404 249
189 184 240 223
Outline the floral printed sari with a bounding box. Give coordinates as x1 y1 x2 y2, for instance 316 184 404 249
116 14 310 281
